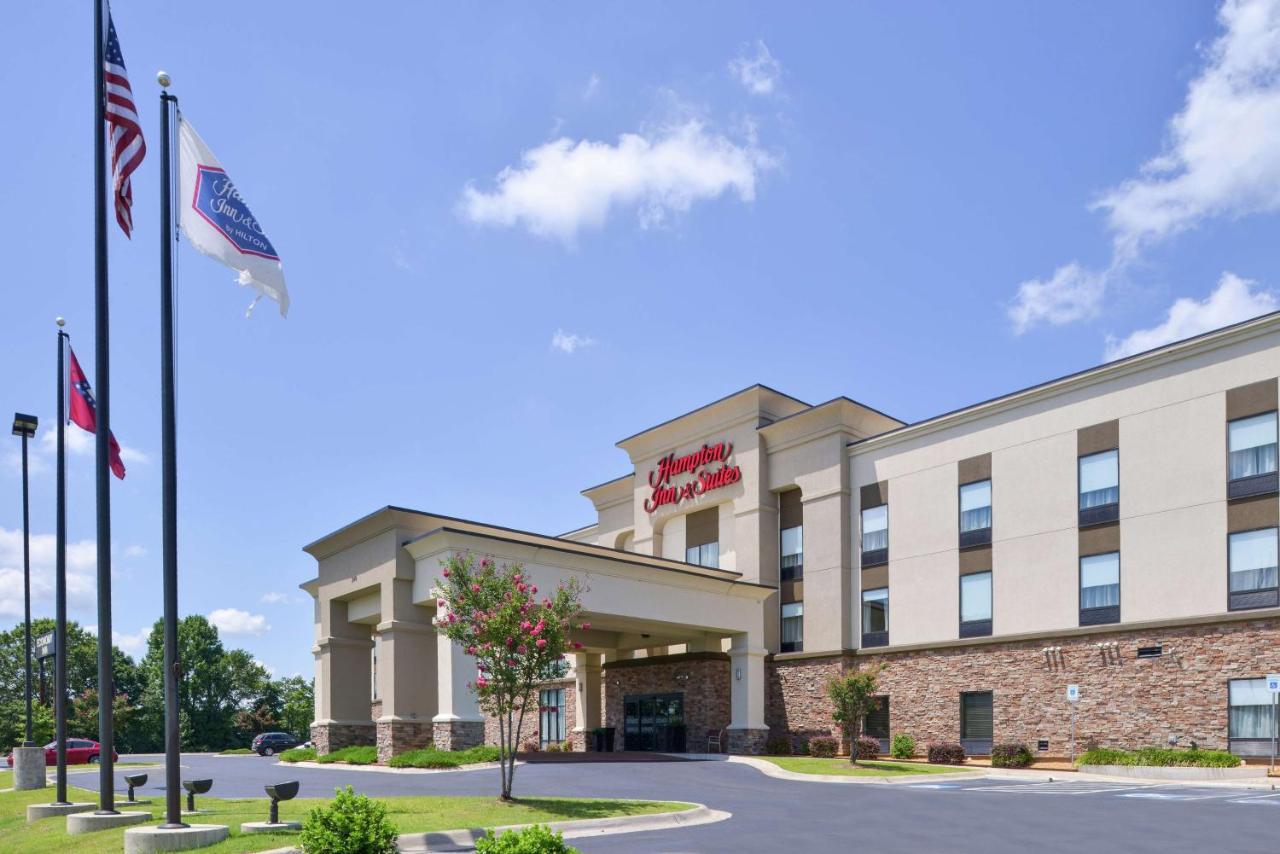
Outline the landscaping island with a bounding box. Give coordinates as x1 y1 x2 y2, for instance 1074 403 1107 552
3 782 690 853
756 757 973 777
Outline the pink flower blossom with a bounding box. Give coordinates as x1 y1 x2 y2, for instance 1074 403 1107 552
442 568 450 577
513 573 522 583
580 621 591 631
506 636 514 648
471 583 481 593
572 641 584 649
536 638 547 649
517 644 527 654
531 620 544 637
437 598 446 609
520 620 532 631
476 677 489 688
530 585 537 594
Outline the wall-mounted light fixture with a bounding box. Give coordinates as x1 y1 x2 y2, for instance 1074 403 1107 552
734 668 742 681
674 672 690 685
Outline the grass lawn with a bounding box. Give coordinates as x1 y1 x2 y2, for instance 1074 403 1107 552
0 770 10 788
2 783 690 853
760 757 970 777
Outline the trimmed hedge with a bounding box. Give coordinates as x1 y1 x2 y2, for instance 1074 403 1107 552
765 737 793 756
927 742 966 765
389 745 501 768
990 743 1033 768
316 745 379 765
808 736 839 758
1077 747 1241 768
279 747 316 763
890 733 916 759
855 736 880 760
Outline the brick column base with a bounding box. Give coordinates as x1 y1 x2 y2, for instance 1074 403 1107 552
727 727 770 755
433 720 485 751
377 719 434 764
311 722 376 755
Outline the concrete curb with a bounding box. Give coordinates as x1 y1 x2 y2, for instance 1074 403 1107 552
282 760 508 774
394 802 727 853
729 755 988 785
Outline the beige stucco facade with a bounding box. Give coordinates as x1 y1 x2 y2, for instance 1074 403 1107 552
303 312 1280 759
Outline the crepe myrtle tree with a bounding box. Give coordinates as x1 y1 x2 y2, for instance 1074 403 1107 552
828 664 883 764
433 552 586 801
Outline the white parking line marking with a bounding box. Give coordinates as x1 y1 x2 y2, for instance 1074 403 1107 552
905 783 960 789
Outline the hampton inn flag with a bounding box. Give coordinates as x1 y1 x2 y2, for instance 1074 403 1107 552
177 117 290 317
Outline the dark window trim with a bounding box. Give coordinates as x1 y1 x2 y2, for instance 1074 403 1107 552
781 563 804 581
959 528 992 548
1077 448 1120 528
861 630 889 648
1079 550 1121 627
959 619 993 638
779 640 803 653
1227 526 1280 611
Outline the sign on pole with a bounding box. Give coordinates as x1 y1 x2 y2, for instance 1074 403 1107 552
1269 674 1280 775
35 631 55 661
1066 684 1080 703
1266 674 1280 693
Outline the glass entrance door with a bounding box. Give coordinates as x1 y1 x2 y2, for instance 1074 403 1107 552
622 692 685 752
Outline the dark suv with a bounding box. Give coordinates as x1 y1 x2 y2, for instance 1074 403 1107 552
251 732 300 757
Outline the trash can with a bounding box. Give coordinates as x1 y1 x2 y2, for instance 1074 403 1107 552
593 727 616 752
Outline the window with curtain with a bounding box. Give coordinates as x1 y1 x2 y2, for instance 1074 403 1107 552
780 525 803 580
1229 528 1279 593
1079 449 1119 509
862 588 889 634
1080 552 1120 610
959 480 992 533
1229 678 1276 740
539 687 566 746
961 572 993 623
961 691 993 741
861 505 888 552
1229 412 1278 480
780 602 803 651
684 507 720 568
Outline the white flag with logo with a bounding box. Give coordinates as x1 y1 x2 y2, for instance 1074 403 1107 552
178 117 290 317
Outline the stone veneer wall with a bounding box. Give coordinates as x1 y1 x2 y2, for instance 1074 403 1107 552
311 722 376 755
766 618 1280 756
603 652 731 752
376 720 433 763
481 677 579 749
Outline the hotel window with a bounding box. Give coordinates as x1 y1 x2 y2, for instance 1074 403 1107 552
862 587 889 648
960 571 993 638
1229 678 1277 756
1228 528 1280 611
779 489 804 580
1080 551 1120 626
538 687 566 747
861 504 888 567
780 602 804 653
864 696 890 752
959 480 992 547
960 691 994 756
684 507 719 568
1228 411 1278 499
1078 449 1119 526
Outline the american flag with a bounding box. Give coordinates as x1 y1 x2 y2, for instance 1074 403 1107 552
104 7 145 237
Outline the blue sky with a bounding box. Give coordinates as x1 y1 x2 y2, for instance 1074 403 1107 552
3 1 1279 680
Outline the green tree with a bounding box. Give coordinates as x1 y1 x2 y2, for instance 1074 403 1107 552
828 665 883 764
277 675 314 740
433 553 584 800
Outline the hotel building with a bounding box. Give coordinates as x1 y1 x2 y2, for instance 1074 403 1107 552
303 313 1280 760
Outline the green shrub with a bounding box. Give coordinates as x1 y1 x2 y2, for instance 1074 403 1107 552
299 786 398 854
219 747 253 755
475 824 578 854
388 745 502 769
926 743 966 765
280 747 316 763
316 745 379 765
1076 747 1240 768
808 736 838 758
990 743 1033 768
765 736 793 756
890 734 916 759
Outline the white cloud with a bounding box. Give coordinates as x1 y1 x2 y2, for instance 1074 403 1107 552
583 73 601 101
1095 0 1280 256
1008 261 1108 334
118 445 149 465
729 40 782 96
1011 0 1280 333
208 607 270 636
1104 271 1278 360
459 120 774 242
551 330 596 354
112 626 150 656
0 527 97 618
260 592 292 605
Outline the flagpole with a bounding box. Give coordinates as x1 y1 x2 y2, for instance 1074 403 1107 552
53 320 69 806
157 78 185 830
92 0 117 816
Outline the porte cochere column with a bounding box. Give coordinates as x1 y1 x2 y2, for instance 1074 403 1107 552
727 633 769 754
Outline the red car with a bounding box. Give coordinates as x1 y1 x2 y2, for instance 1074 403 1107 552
5 739 118 766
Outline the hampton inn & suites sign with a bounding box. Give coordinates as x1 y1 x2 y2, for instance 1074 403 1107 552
644 441 742 513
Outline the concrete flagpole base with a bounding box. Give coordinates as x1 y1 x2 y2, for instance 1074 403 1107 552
241 820 302 834
27 802 95 822
67 811 151 834
123 824 230 854
11 746 47 790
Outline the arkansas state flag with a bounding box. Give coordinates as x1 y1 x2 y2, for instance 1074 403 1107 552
68 346 126 480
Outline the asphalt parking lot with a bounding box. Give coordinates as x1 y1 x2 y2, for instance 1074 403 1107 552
68 754 1280 853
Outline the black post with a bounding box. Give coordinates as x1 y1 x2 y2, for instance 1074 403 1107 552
54 327 69 805
92 0 116 815
158 87 185 830
39 658 46 706
21 430 33 747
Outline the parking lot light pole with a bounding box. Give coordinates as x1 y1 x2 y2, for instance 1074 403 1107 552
12 412 39 747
